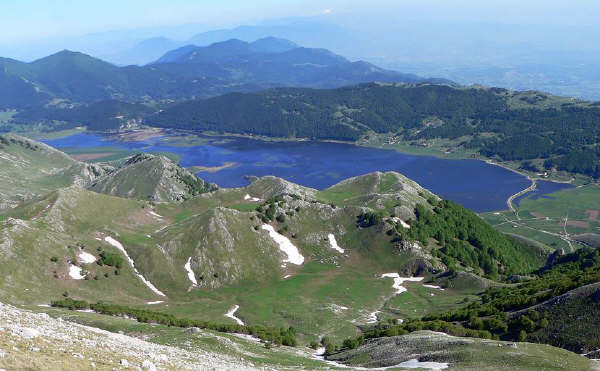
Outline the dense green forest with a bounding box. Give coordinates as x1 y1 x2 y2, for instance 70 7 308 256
338 247 600 355
148 83 600 177
8 82 600 177
11 100 155 132
401 198 545 277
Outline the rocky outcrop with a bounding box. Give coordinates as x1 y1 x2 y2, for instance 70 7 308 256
88 153 216 202
0 302 255 370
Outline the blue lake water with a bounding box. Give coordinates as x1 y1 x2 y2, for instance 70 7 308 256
42 133 569 213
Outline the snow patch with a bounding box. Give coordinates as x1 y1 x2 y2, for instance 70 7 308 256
147 301 164 305
366 310 381 324
329 304 349 314
244 194 261 202
149 211 163 219
393 359 449 370
283 274 292 279
104 236 166 297
78 252 96 264
262 224 304 265
69 265 85 280
327 234 344 253
392 217 411 229
225 305 244 325
423 284 445 291
381 273 424 294
184 257 198 286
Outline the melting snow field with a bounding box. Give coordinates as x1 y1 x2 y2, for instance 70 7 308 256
78 252 97 264
147 301 164 305
327 234 345 253
261 224 304 265
381 273 424 294
244 194 261 202
184 257 198 286
104 236 166 297
225 305 244 325
69 265 85 280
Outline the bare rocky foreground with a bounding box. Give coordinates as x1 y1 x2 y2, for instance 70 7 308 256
0 303 260 370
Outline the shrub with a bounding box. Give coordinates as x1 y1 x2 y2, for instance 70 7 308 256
99 252 123 268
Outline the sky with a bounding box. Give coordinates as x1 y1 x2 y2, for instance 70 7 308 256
2 0 600 45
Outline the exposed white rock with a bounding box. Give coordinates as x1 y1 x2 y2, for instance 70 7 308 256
327 234 345 253
224 305 244 326
393 359 449 370
381 273 424 294
69 265 85 280
18 328 40 339
141 360 157 371
0 302 254 369
184 257 198 286
261 224 304 265
78 252 96 264
104 236 166 297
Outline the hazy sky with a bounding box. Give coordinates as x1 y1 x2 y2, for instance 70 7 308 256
2 0 599 45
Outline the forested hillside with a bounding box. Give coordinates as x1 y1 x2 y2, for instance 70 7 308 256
338 247 600 356
150 83 600 177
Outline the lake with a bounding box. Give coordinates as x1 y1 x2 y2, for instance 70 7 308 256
42 132 569 213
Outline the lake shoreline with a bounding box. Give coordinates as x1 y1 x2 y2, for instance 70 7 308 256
41 129 563 213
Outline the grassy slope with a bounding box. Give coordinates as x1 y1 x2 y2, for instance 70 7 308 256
0 169 484 344
0 134 93 208
330 330 596 370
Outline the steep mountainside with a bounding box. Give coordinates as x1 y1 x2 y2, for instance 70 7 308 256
0 134 104 208
88 153 216 202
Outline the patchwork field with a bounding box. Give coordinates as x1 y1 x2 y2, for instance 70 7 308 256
483 184 600 252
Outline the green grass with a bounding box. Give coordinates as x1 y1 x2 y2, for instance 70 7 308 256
383 283 479 321
332 330 595 370
227 203 259 212
483 184 600 251
23 127 87 140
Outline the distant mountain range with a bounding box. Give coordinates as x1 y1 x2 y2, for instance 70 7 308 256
0 37 443 109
